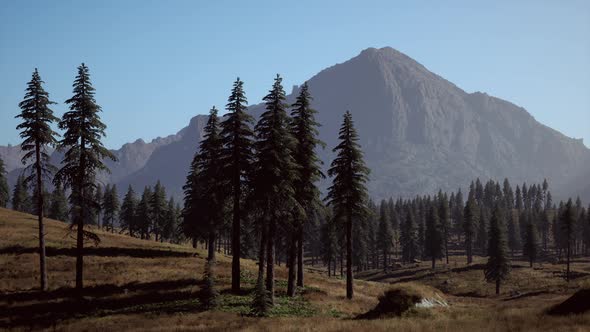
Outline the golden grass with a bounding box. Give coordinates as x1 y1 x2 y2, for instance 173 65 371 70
1 207 590 331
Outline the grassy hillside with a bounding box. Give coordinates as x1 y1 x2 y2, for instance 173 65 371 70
1 207 589 331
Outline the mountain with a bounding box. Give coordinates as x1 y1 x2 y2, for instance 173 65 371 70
2 47 589 202
4 133 181 192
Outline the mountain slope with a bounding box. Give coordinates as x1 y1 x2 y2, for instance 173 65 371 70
114 47 590 200
2 47 588 201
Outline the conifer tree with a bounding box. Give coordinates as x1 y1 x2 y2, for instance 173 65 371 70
12 174 31 212
507 210 521 256
162 197 177 242
463 196 478 264
484 206 510 295
377 200 393 271
425 205 444 269
523 221 539 267
16 68 59 291
48 182 68 222
93 185 103 227
102 184 119 232
54 63 116 290
182 107 225 261
453 189 464 242
253 75 300 300
136 186 152 239
289 82 324 289
560 199 576 282
220 78 254 293
326 111 370 300
0 157 9 207
150 180 167 242
477 208 488 254
401 209 418 263
120 185 138 236
438 192 450 264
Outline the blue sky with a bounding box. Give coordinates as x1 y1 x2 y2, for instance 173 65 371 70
1 0 589 149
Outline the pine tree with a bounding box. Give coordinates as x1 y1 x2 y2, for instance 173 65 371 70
54 63 116 290
463 196 477 264
93 185 103 227
150 180 167 242
136 186 152 239
15 68 59 291
253 75 300 300
484 206 510 295
120 185 137 236
162 197 177 242
453 189 464 242
220 78 254 293
401 209 418 263
325 111 370 300
102 184 119 232
477 208 488 254
289 81 324 289
438 191 450 264
0 157 9 207
425 205 444 269
507 210 521 256
377 200 393 271
12 174 31 212
523 221 539 268
182 107 225 261
560 199 576 282
48 181 68 222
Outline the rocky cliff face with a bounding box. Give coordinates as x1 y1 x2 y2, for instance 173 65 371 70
2 47 589 201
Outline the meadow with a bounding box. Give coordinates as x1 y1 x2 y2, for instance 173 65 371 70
1 207 589 331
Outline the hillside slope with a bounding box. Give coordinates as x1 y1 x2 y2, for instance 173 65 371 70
1 208 590 331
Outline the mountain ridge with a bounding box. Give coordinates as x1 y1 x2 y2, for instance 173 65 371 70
2 47 589 202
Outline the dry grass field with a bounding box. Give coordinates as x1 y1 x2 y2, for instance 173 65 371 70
1 207 590 331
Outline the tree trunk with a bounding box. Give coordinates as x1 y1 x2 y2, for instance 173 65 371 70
445 233 449 265
266 218 275 304
35 142 47 291
75 140 87 291
346 211 353 299
287 234 297 296
258 220 266 282
495 279 500 295
231 178 241 293
566 240 571 282
208 231 216 262
296 226 304 287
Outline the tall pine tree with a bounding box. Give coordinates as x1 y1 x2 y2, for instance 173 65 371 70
220 78 254 293
16 68 59 291
54 63 116 290
253 75 299 300
484 206 510 295
425 205 444 269
182 107 225 261
120 185 138 236
289 82 324 289
326 111 370 299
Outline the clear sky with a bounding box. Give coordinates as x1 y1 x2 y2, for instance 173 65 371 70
1 0 589 149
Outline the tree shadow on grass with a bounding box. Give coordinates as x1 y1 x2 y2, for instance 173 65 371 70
0 279 206 329
0 245 197 258
1 278 201 303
